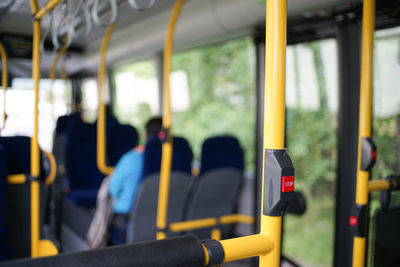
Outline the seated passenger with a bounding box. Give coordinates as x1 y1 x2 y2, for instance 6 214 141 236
87 117 162 248
109 117 162 214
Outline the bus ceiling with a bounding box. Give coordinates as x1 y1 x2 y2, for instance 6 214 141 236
0 0 399 77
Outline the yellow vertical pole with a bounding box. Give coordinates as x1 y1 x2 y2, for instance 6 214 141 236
30 1 40 257
28 1 60 258
259 0 287 266
353 0 375 266
97 22 116 176
156 0 185 240
0 41 8 128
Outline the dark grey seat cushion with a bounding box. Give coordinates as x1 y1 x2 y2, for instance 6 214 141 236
184 168 242 240
127 172 192 243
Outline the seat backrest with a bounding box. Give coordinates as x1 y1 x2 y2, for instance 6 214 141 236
185 136 244 239
53 113 83 177
199 136 244 175
65 121 105 205
372 206 400 266
54 112 82 137
94 114 119 132
127 172 192 243
0 137 48 258
0 136 47 178
185 169 242 239
0 144 11 261
107 124 139 166
127 136 193 243
0 136 31 175
142 135 193 178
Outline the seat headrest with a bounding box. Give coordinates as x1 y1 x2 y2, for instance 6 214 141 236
55 112 82 136
94 114 119 130
142 135 193 178
0 136 48 178
200 136 244 175
65 121 104 190
108 124 139 166
0 136 30 174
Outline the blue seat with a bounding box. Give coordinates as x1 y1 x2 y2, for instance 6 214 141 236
65 121 105 206
0 136 50 258
107 125 139 166
64 114 121 206
0 136 47 177
199 136 244 175
54 112 83 137
185 136 244 239
0 144 11 261
94 114 119 132
125 135 193 243
142 135 193 178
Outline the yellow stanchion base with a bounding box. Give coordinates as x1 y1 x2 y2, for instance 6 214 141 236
37 240 58 257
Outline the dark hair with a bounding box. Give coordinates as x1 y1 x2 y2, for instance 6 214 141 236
145 117 162 137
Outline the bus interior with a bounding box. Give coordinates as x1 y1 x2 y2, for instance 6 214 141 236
0 0 400 266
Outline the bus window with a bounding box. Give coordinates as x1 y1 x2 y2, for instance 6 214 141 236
113 60 159 144
371 26 400 187
0 78 69 151
284 38 338 266
171 37 256 173
368 26 400 260
81 78 99 123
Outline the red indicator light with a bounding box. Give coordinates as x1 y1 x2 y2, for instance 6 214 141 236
282 176 295 192
371 150 377 161
349 216 358 226
158 131 165 140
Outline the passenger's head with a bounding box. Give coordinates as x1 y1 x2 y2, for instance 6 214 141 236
145 117 162 139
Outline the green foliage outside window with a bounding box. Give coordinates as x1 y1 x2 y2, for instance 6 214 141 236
171 38 256 171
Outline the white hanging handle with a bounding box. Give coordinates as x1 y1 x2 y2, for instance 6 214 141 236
66 0 86 48
91 0 118 27
40 13 52 54
128 0 155 11
52 2 68 51
83 0 93 37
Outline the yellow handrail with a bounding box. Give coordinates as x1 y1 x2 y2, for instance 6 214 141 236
156 0 185 240
260 0 287 266
353 0 375 266
41 150 57 186
34 0 62 20
168 214 254 233
368 179 390 192
0 41 8 129
96 22 116 176
7 174 26 184
169 218 217 232
220 234 273 263
29 0 59 258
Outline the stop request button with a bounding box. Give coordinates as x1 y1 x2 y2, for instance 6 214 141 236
282 176 295 192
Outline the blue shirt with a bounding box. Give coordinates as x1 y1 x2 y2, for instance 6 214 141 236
109 149 144 214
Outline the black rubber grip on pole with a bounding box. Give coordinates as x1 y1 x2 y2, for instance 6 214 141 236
380 175 400 210
158 127 171 144
349 204 367 237
360 138 377 171
202 239 224 266
0 235 205 267
387 175 400 191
